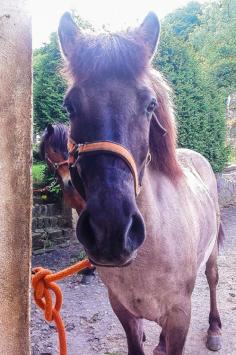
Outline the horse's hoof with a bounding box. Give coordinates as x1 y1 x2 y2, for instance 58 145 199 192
206 334 222 351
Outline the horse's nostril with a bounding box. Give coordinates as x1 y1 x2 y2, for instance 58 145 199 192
77 211 96 250
125 213 145 251
68 179 72 187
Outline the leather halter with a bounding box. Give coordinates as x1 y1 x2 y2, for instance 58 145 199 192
46 156 68 171
68 139 151 196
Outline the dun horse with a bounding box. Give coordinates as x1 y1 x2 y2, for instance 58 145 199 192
58 12 223 354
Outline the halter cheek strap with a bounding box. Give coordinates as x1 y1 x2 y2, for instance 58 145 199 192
68 140 150 196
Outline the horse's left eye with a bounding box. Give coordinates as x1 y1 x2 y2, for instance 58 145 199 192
147 98 157 113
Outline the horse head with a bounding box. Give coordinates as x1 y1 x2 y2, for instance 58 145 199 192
40 123 85 212
58 12 179 266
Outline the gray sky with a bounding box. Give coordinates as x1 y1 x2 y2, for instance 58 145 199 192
32 0 209 48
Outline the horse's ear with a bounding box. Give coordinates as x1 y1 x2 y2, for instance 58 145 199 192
138 12 160 59
46 123 54 136
58 12 79 59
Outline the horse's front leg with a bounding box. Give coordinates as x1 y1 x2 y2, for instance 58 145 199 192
154 302 191 355
108 290 145 355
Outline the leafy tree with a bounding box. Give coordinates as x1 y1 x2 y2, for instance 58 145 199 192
154 25 228 171
33 15 94 133
33 32 67 132
164 1 202 40
190 0 236 95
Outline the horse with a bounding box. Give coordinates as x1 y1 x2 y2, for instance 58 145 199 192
39 123 85 213
58 12 224 354
39 123 95 282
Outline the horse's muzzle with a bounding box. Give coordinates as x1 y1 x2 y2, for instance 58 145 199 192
76 206 145 267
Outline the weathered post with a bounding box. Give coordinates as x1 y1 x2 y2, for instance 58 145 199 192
0 0 32 354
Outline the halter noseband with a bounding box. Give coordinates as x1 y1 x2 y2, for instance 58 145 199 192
67 113 167 197
68 139 151 196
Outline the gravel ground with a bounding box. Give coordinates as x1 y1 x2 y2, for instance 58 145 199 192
31 205 236 355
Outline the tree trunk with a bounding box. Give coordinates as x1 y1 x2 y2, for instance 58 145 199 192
0 1 32 354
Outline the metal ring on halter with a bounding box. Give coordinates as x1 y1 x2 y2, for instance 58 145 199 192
46 156 69 171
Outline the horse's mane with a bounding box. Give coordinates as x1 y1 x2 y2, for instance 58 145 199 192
65 30 182 178
149 69 182 178
39 123 69 160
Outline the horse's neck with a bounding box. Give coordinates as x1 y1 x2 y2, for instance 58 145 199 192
137 167 167 238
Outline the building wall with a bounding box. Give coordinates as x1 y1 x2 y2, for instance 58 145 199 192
0 1 31 353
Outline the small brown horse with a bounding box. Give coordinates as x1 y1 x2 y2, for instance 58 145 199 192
58 12 223 354
40 123 95 282
39 123 85 213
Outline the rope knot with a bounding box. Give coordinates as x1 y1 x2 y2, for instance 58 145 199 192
32 258 93 355
32 267 62 322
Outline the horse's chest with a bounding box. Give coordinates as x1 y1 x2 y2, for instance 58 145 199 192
98 257 192 323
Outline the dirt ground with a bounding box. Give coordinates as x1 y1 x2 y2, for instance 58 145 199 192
31 205 236 355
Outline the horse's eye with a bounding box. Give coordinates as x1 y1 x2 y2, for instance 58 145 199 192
63 100 76 117
147 98 157 113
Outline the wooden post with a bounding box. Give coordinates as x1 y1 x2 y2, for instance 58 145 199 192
0 1 32 354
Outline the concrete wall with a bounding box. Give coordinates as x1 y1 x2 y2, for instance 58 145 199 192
0 1 31 354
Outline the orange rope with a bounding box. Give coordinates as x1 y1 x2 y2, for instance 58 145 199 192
32 259 93 355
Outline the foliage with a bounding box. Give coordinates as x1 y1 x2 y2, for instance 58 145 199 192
189 0 236 95
32 163 46 186
229 147 236 163
164 1 202 40
42 164 62 200
32 161 61 202
33 143 42 163
33 32 67 132
33 15 94 133
152 0 234 171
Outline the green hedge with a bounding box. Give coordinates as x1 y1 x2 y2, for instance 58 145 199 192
153 26 228 172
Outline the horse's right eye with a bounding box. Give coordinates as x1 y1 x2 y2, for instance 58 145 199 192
63 100 76 118
67 103 76 116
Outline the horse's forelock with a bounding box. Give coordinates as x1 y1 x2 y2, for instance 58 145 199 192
50 124 68 153
66 31 149 83
39 124 69 160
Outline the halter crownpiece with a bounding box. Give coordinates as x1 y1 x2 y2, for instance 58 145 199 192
67 139 151 196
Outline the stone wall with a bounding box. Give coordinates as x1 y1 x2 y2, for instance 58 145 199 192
217 165 236 207
32 200 74 254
